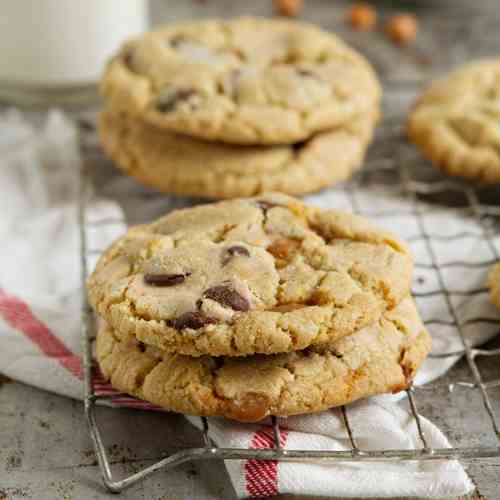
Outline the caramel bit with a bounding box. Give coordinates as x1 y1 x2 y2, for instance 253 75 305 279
347 3 377 31
385 14 418 45
227 393 271 422
270 303 304 313
274 0 303 17
267 238 301 261
391 382 410 394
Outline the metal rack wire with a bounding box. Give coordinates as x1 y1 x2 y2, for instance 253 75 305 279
79 115 500 493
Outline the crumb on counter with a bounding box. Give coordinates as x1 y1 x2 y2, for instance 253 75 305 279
347 3 377 31
274 0 303 17
385 14 418 45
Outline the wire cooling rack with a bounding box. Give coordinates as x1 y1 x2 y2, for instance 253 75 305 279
78 111 500 493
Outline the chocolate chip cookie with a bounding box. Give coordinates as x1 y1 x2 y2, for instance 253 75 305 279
87 193 413 357
99 109 377 199
488 262 500 309
101 17 381 145
408 59 500 183
96 297 431 422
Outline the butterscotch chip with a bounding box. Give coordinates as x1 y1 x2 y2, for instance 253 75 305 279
274 0 303 17
266 238 301 260
100 17 381 145
348 3 377 31
96 298 431 422
87 193 414 357
408 59 500 183
385 14 418 45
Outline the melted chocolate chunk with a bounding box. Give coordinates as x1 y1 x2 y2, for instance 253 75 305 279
221 245 250 266
137 341 146 352
203 285 250 311
170 311 217 330
156 89 196 113
144 273 190 287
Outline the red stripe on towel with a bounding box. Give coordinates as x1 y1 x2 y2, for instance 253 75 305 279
245 425 289 497
0 288 83 379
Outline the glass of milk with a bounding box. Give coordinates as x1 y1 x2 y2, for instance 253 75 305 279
0 0 149 106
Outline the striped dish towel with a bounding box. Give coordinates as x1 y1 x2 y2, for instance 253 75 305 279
0 109 490 498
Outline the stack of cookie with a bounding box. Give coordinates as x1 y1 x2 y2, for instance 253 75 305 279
89 193 431 422
99 18 382 199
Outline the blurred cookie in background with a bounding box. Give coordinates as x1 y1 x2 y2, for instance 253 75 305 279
408 60 500 183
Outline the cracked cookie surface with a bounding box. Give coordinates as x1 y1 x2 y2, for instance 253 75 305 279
99 109 377 199
101 17 381 145
87 193 413 357
408 59 500 183
488 262 500 309
96 297 431 422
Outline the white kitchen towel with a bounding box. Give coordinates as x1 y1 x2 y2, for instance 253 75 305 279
2 109 499 497
187 403 472 498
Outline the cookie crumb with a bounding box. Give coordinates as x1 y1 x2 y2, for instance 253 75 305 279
347 3 377 31
274 0 303 17
385 14 418 45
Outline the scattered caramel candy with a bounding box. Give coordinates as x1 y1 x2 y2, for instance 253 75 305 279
266 238 301 261
347 3 377 31
385 14 418 45
274 0 303 17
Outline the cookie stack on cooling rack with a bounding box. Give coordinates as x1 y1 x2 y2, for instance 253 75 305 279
98 17 381 199
88 193 431 422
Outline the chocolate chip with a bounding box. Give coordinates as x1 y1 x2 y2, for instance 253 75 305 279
144 273 190 287
156 89 196 113
169 311 217 330
297 69 316 78
255 200 279 213
123 49 136 71
292 140 307 152
137 342 146 352
169 35 188 48
222 245 250 266
203 285 250 311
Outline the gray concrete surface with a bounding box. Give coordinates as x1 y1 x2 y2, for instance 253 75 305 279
1 0 500 498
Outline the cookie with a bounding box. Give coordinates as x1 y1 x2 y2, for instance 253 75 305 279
408 59 500 183
101 17 381 145
99 109 377 199
488 262 500 309
87 193 413 357
96 297 431 422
